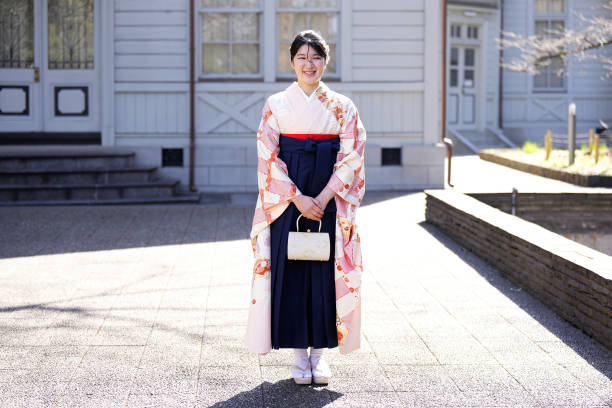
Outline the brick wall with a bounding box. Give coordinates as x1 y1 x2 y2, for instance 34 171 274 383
425 189 612 350
469 192 612 232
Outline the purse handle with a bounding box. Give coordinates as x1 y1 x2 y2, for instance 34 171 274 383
296 214 322 233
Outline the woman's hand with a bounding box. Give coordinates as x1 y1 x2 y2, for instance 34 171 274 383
291 195 324 221
314 186 335 210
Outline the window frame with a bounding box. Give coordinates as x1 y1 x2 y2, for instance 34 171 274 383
197 2 264 80
275 0 341 80
532 0 567 93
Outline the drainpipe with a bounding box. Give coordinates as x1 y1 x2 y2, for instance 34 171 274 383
498 0 504 129
189 0 196 192
441 0 454 187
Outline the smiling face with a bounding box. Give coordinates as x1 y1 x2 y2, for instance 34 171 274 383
290 43 327 88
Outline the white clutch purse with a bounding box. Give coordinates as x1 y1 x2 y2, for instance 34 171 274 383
287 214 330 261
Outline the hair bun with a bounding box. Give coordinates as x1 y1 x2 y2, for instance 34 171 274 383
290 30 330 63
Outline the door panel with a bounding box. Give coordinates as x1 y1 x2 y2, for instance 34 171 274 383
448 94 458 125
446 41 479 130
0 0 42 130
0 0 100 134
43 0 99 132
463 94 475 124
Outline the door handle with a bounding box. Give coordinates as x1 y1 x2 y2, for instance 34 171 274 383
34 66 39 83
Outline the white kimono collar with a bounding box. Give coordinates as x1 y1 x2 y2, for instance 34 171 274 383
291 81 327 102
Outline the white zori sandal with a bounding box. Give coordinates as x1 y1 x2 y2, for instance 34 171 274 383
309 347 331 385
291 349 312 385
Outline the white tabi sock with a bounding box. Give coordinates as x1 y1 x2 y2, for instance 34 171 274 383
309 347 325 366
293 348 309 370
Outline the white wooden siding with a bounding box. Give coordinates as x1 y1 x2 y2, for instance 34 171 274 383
352 0 424 11
502 0 612 136
568 0 612 95
115 92 188 134
112 0 444 190
351 91 424 134
114 0 188 83
351 1 425 82
486 9 500 127
196 92 265 135
501 0 529 94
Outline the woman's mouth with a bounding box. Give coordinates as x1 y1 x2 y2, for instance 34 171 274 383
303 71 316 77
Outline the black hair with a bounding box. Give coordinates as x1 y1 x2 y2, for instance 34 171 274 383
289 30 329 63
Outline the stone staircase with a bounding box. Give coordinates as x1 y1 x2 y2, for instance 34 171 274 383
0 147 200 205
447 128 516 155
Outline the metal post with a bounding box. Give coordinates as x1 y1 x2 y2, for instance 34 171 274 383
568 103 576 165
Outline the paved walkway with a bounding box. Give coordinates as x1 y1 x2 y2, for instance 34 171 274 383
0 156 610 407
449 154 612 193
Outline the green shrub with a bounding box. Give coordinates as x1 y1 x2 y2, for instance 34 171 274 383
522 141 540 154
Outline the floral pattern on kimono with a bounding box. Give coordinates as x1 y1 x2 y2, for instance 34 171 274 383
244 81 366 355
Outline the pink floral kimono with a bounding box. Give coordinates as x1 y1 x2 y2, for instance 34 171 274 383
245 81 366 355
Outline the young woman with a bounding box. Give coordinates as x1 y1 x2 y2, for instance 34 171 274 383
245 30 366 385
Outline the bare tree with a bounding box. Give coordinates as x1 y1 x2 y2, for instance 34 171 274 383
498 1 612 79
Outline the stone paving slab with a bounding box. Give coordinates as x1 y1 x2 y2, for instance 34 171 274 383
0 172 611 407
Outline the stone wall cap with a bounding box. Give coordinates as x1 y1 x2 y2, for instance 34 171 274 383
425 189 612 282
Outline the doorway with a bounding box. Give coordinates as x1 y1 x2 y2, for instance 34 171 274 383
448 44 479 130
447 21 482 131
0 0 101 139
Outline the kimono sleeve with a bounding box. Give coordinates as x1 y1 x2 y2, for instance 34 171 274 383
254 100 302 223
326 101 366 206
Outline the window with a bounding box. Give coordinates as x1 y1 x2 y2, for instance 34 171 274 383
277 0 339 77
449 47 458 87
200 0 262 77
450 24 461 39
533 0 566 91
0 0 34 68
48 0 94 69
466 25 478 40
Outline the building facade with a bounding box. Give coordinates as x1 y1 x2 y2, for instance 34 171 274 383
0 0 446 193
446 0 612 149
502 0 612 145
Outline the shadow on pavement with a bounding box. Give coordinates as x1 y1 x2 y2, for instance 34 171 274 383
0 272 208 345
0 190 419 260
417 220 612 381
208 380 342 408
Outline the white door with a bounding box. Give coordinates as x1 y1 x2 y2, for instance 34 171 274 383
447 45 478 130
0 0 100 135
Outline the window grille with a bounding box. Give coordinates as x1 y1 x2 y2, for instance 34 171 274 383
277 0 339 77
533 0 566 92
200 0 262 77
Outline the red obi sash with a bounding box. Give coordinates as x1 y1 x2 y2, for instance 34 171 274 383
281 133 339 140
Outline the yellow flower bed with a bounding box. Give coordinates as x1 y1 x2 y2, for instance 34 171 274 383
486 144 612 176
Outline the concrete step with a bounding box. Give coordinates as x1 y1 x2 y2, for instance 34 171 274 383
0 180 180 202
446 134 476 155
0 194 201 206
0 166 158 184
473 140 509 149
0 150 135 171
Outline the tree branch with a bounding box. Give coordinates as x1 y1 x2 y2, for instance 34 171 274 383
498 1 612 77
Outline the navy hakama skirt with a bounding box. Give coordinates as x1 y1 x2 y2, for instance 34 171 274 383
270 135 340 349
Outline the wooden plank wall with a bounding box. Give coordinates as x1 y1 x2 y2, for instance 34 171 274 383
352 0 425 82
114 0 188 83
502 0 612 142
